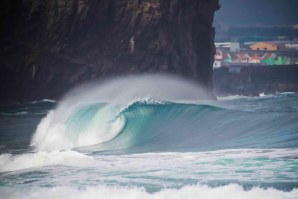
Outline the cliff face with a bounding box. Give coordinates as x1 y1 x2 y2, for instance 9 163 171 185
0 0 219 103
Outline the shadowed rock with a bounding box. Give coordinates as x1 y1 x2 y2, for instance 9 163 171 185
0 0 219 103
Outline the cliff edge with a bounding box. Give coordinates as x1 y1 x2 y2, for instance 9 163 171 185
0 0 219 103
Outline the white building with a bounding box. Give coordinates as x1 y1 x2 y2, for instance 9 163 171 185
213 61 222 68
230 43 240 52
215 42 240 52
285 43 298 50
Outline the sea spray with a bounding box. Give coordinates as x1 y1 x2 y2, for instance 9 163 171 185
31 74 213 151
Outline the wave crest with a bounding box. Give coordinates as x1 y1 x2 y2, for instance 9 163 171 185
30 75 212 151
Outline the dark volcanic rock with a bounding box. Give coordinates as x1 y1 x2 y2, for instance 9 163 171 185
0 0 219 103
213 65 298 96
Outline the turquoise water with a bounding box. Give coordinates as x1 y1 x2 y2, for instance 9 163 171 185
0 93 298 198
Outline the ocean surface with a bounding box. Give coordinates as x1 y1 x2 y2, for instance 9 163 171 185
0 76 298 199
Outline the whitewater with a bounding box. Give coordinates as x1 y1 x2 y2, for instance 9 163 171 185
0 75 298 199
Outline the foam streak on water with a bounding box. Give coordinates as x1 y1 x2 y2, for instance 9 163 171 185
1 149 297 185
1 184 298 199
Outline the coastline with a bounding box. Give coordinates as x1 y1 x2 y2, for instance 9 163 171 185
213 64 298 96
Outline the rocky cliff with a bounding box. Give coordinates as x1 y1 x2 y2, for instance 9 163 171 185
0 0 219 103
213 65 298 96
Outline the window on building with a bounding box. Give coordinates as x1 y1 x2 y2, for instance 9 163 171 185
257 48 260 51
264 48 268 50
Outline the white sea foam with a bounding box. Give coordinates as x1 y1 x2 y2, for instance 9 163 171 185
217 92 294 101
0 149 297 199
0 150 93 172
217 95 267 101
0 184 297 199
1 148 297 184
118 98 166 114
0 111 29 116
31 104 125 151
279 92 296 95
217 95 249 101
29 99 56 104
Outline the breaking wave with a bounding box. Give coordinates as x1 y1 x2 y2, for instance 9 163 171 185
30 75 298 152
30 74 214 151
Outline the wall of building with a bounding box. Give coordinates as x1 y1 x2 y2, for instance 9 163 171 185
250 42 278 51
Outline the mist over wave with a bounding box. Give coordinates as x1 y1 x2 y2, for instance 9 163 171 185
30 74 213 151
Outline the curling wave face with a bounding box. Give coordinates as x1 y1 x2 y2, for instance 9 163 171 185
31 99 298 152
31 103 126 150
30 74 214 151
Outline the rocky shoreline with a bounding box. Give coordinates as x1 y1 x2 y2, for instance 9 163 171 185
213 65 298 96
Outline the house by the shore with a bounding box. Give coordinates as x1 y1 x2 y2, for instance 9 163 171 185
250 42 279 51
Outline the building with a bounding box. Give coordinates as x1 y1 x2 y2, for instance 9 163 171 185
213 61 221 68
215 49 223 60
249 54 261 64
235 52 250 63
222 52 232 64
230 43 240 52
215 42 240 52
214 42 297 69
260 53 291 65
215 43 231 49
250 42 279 51
285 43 298 50
292 58 298 65
261 53 277 65
274 56 291 65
